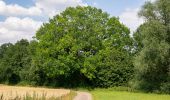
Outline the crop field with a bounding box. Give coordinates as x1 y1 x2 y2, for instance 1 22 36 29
0 85 75 100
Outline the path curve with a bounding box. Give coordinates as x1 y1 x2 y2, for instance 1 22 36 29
74 91 92 100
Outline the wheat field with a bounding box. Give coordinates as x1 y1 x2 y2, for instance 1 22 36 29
0 85 71 100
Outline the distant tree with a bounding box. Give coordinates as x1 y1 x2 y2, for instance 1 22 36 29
0 43 14 82
133 0 170 93
34 6 133 87
0 39 31 84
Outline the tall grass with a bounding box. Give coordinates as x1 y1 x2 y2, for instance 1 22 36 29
0 91 76 100
0 94 3 100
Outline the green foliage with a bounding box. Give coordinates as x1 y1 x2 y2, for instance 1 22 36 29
33 6 133 87
133 0 170 93
83 48 133 87
0 6 133 88
0 39 33 84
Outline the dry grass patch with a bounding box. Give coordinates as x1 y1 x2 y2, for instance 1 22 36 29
0 85 75 100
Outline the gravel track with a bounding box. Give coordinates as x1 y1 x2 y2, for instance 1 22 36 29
74 91 92 100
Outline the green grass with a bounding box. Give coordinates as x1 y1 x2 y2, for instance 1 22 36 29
90 88 170 100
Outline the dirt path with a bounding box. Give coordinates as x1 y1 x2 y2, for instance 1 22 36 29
74 91 92 100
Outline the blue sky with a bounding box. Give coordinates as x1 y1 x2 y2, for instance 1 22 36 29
0 0 153 45
85 0 145 15
3 0 145 16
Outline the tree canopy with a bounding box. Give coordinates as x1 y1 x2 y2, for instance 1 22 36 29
133 0 170 93
33 6 133 87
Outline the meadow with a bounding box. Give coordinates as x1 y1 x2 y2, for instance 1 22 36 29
90 88 170 100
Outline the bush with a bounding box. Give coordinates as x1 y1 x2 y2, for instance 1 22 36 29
160 82 170 94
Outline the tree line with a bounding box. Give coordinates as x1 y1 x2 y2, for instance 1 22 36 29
0 0 169 93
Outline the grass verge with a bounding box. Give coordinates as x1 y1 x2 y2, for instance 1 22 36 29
90 88 170 100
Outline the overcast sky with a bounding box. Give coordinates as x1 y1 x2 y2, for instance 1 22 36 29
0 0 155 45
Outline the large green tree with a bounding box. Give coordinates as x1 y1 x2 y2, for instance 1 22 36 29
34 6 133 87
133 0 170 93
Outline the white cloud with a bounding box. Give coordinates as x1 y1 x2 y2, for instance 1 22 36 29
35 0 87 17
0 17 42 45
119 0 156 33
93 2 98 6
0 0 42 16
119 8 144 32
144 0 156 2
0 0 87 45
0 0 86 17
